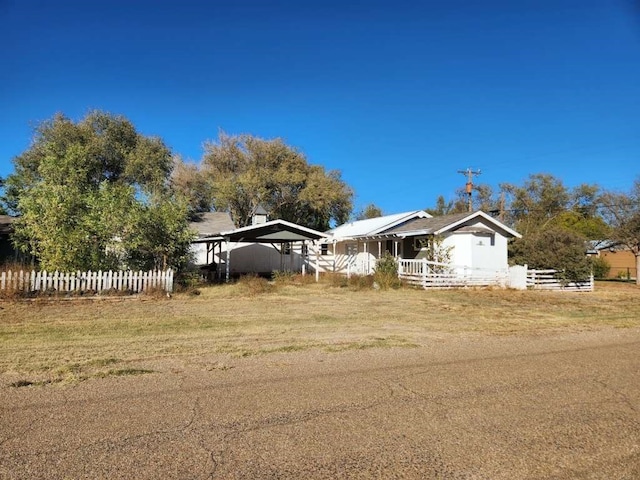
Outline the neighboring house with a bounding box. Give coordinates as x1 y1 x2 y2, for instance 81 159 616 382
319 210 521 280
589 241 637 279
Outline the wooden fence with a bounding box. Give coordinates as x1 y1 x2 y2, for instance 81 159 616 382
0 269 174 295
526 269 594 292
396 259 508 289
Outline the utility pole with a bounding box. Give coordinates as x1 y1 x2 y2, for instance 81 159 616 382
498 191 506 222
457 168 481 212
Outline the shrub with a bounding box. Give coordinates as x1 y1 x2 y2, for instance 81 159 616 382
591 257 611 279
373 253 402 290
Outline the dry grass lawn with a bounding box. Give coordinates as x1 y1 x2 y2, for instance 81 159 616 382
0 278 638 384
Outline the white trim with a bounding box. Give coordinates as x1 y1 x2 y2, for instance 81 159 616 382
220 219 329 238
433 211 521 238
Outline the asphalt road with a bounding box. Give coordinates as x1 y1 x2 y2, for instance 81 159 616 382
1 328 639 479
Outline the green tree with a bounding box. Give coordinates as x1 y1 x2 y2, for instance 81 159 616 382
0 177 7 215
202 132 353 230
425 195 453 216
171 156 214 220
426 184 495 216
500 174 572 235
600 178 640 285
354 203 383 220
7 111 194 271
509 226 592 283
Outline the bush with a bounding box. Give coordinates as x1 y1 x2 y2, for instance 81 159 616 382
373 253 402 290
591 257 611 279
509 227 592 282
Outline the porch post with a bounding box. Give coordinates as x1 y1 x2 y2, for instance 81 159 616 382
315 242 320 282
225 238 231 282
378 241 382 258
363 241 369 274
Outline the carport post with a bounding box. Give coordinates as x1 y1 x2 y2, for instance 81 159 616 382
225 238 231 282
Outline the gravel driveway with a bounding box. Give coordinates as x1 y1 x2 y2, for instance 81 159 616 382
1 328 639 479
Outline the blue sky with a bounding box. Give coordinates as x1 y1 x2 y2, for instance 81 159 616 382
1 0 639 215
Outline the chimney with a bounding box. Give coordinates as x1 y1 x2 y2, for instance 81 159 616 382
251 205 269 225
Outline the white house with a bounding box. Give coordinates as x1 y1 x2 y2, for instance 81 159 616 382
319 210 521 285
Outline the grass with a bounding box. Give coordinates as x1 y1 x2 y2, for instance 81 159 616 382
0 279 638 383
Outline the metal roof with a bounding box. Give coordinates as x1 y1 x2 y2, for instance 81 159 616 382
220 219 327 243
326 211 430 240
189 212 236 237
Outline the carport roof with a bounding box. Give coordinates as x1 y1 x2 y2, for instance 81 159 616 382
220 219 328 243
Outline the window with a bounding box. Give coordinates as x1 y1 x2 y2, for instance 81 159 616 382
475 233 495 246
346 243 358 255
302 244 309 256
413 236 431 252
282 242 291 255
320 244 329 255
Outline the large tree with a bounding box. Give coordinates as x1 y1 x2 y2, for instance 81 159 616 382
201 132 353 230
354 203 383 220
600 178 640 285
6 111 194 271
171 156 214 220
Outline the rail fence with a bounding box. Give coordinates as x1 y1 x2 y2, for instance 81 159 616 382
0 269 174 295
396 259 508 289
526 269 594 292
394 260 593 291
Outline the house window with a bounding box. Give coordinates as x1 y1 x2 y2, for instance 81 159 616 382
346 243 358 255
302 244 309 256
282 242 291 255
320 244 329 255
413 236 431 252
475 233 495 246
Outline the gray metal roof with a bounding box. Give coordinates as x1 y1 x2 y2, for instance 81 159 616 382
380 211 520 238
381 212 472 235
189 212 236 237
221 219 327 243
254 205 268 215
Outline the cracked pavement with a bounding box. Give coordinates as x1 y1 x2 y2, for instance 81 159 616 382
1 328 640 479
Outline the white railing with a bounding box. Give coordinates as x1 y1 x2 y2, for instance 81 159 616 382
395 259 507 289
0 269 174 295
526 269 594 292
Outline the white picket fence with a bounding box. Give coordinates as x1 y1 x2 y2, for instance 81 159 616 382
0 269 174 295
396 259 508 289
526 269 594 292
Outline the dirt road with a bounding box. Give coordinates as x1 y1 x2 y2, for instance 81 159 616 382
1 328 639 479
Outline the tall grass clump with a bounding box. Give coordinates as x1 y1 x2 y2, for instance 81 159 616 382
236 274 274 295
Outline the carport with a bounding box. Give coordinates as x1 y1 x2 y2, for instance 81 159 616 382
220 219 328 282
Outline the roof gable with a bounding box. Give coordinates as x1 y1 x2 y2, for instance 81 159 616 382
381 211 521 238
221 219 328 243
